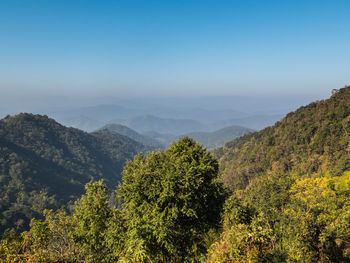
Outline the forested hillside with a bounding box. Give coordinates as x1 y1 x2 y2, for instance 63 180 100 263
216 87 350 190
207 86 350 262
0 113 147 233
0 138 225 262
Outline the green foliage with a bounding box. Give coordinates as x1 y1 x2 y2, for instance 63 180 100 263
207 177 286 263
72 180 127 262
118 137 225 262
0 180 127 262
73 181 111 262
0 230 30 262
1 138 224 262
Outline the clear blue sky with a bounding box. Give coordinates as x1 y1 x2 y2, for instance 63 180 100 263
0 0 349 98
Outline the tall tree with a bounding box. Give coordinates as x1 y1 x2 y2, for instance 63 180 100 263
118 137 225 262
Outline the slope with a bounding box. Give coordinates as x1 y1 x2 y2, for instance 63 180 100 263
216 86 350 190
0 113 145 232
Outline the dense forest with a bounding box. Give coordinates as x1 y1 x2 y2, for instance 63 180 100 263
0 86 350 262
216 86 350 190
0 114 153 233
0 137 225 262
207 86 350 262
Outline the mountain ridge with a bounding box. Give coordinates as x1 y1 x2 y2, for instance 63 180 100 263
184 125 255 149
0 113 147 232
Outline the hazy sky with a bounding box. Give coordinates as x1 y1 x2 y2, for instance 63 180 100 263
1 0 349 98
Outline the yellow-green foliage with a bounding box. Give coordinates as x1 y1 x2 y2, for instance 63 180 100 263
286 172 350 262
207 171 350 263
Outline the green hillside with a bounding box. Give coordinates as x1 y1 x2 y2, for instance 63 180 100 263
0 113 145 233
206 87 350 262
216 87 350 190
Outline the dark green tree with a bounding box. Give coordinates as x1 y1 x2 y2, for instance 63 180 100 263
118 137 225 262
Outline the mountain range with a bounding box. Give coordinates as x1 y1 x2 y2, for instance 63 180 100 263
48 104 283 133
183 125 255 149
101 123 254 149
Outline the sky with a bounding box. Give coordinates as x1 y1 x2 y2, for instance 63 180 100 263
0 0 349 99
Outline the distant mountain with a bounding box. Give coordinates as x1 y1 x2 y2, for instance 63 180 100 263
136 107 249 122
141 126 254 149
184 125 254 149
212 114 283 131
142 130 177 146
49 104 142 130
0 113 145 233
100 123 164 149
216 86 350 190
55 112 280 134
47 102 287 133
60 115 104 132
120 115 205 135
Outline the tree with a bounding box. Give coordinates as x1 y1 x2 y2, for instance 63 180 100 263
0 180 127 263
285 172 350 262
73 180 123 262
118 137 225 262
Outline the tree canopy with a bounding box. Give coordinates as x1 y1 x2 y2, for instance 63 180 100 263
118 137 225 262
